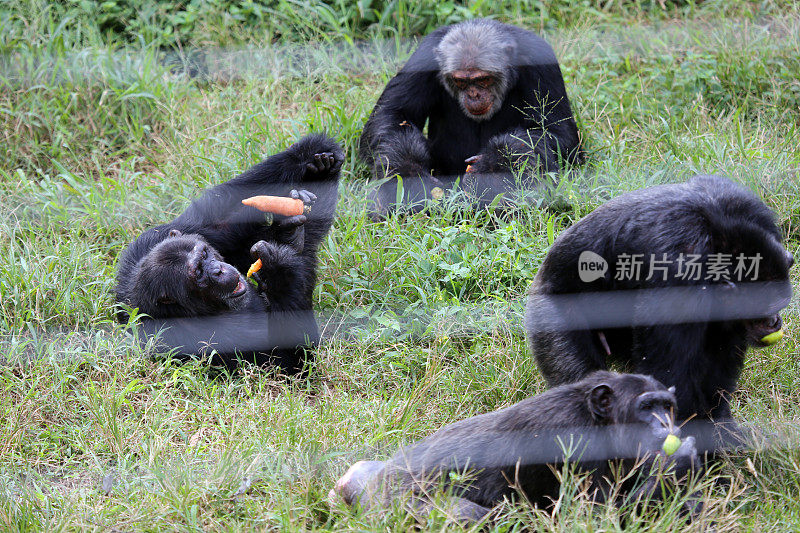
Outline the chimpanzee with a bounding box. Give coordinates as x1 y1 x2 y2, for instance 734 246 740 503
115 134 343 373
525 175 794 450
359 18 582 216
331 371 698 523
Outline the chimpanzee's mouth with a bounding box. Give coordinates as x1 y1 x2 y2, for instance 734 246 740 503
229 279 247 299
750 315 783 346
467 103 492 116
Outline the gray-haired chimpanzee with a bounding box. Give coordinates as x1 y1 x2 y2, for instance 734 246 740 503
359 18 582 216
331 371 698 523
526 175 794 451
115 134 343 373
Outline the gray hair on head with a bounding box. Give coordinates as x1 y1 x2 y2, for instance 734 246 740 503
434 19 516 120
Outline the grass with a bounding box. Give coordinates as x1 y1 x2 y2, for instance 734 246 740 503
1 0 800 530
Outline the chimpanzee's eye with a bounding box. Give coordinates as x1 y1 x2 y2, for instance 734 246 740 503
452 78 469 90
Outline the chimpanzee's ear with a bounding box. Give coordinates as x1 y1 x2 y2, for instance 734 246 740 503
588 384 614 421
169 229 182 237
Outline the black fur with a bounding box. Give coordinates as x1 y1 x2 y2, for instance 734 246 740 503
332 371 697 523
115 134 343 373
525 175 793 450
359 19 581 215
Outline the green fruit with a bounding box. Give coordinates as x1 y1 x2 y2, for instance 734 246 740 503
761 329 784 346
662 434 681 456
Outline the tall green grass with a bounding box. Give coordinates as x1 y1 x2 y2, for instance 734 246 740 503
5 0 782 46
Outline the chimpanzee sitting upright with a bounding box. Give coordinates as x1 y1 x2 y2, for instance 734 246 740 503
331 371 698 523
115 134 343 373
359 18 582 216
525 175 793 450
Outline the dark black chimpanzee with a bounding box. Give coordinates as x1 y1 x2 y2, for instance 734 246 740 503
359 18 583 216
115 134 343 374
331 371 698 523
526 175 794 451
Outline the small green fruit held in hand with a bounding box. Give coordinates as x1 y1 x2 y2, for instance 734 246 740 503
761 329 784 346
662 434 681 456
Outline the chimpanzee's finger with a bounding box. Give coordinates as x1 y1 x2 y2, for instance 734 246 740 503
277 214 307 228
250 240 268 259
319 153 331 172
252 270 266 288
298 190 317 205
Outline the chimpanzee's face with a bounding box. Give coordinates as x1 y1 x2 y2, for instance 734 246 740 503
587 375 680 455
131 232 248 318
443 68 506 121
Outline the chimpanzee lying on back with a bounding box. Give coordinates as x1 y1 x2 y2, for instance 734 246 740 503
115 134 343 373
331 371 698 523
525 175 793 451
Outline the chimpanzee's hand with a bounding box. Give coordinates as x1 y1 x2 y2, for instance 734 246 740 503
274 190 314 227
269 196 304 252
675 435 697 457
306 151 343 175
291 188 316 208
249 239 283 293
465 151 506 174
250 239 278 260
273 189 312 252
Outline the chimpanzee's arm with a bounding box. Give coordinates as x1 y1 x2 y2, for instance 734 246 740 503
614 436 701 519
169 134 340 239
135 307 313 375
359 59 440 179
177 134 341 223
511 26 583 165
359 36 450 216
247 237 321 372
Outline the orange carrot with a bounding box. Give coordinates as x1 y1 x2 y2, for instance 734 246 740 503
242 195 305 216
465 164 475 173
247 258 263 278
